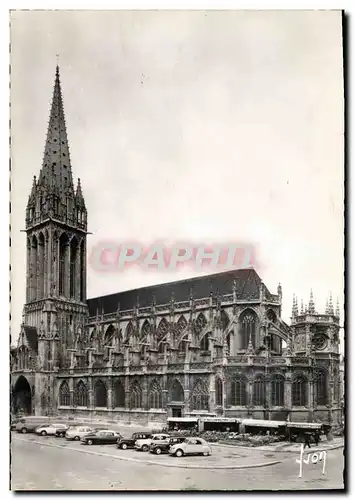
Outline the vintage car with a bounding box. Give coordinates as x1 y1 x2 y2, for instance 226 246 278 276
117 432 153 450
169 437 212 457
150 436 186 455
35 423 69 436
81 429 123 445
64 426 109 441
134 434 170 452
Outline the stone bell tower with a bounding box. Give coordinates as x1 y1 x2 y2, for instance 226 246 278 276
22 65 89 413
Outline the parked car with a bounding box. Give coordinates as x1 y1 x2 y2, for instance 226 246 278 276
55 425 72 438
81 430 123 445
169 437 212 457
135 434 170 452
15 416 52 434
150 436 186 455
117 432 153 450
65 426 97 441
35 423 69 436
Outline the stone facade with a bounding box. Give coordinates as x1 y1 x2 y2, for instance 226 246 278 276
10 66 342 426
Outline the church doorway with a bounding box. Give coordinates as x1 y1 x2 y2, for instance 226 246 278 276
12 376 32 415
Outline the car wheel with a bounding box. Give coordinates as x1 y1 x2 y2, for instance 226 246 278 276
87 439 93 445
41 431 47 436
155 448 162 455
142 444 148 452
21 428 27 434
121 443 127 450
74 436 80 441
175 449 184 457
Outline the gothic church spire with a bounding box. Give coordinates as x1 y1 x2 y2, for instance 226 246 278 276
38 64 74 194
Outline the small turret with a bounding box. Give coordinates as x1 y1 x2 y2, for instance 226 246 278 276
300 298 304 315
335 298 340 318
292 294 298 317
328 292 334 315
308 289 316 314
277 283 282 300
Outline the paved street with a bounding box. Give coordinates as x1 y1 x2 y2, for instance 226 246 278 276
11 432 344 491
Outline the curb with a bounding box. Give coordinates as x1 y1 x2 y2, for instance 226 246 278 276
13 436 281 471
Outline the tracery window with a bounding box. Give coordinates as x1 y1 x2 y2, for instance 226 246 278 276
271 375 284 406
59 381 70 406
292 374 308 406
239 310 257 350
175 316 187 336
130 382 142 409
74 380 88 407
190 379 209 411
231 375 248 406
148 380 163 409
157 318 168 339
195 313 207 335
253 375 266 406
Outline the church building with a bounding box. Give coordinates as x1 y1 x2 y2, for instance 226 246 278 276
11 66 342 426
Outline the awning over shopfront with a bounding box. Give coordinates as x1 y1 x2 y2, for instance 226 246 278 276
242 419 286 428
286 422 322 429
167 417 198 423
201 417 238 423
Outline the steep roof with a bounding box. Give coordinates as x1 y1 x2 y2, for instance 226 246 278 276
37 65 74 195
87 268 274 317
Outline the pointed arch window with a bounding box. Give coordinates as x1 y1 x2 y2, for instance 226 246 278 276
125 322 134 343
94 379 107 408
104 325 115 346
113 379 125 408
70 238 78 299
175 316 187 336
253 375 266 406
190 379 209 411
316 369 328 406
142 320 151 338
239 310 257 350
59 381 70 406
170 379 184 402
195 313 207 335
130 382 142 409
271 375 284 406
292 374 308 406
157 318 168 339
215 377 223 407
231 375 248 406
148 380 163 409
74 380 88 407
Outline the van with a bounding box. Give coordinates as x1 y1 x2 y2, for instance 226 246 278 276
15 416 52 433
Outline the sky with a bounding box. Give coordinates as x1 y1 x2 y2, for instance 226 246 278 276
10 10 344 348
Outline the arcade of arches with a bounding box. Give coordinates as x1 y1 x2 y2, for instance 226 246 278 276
54 370 332 416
